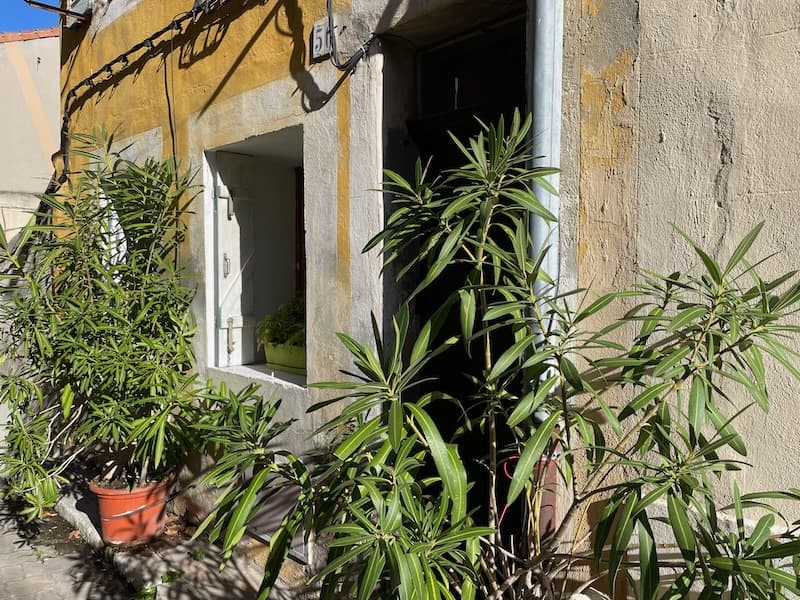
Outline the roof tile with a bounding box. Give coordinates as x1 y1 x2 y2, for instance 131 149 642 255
0 27 60 44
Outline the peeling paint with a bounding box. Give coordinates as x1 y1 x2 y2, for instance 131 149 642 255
580 49 635 169
577 48 638 292
564 0 800 533
582 0 604 17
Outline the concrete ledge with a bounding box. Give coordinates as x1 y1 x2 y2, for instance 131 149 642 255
55 492 104 551
54 489 269 599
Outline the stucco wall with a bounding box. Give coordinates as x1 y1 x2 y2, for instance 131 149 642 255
61 1 392 452
0 28 59 447
0 31 59 240
60 0 524 452
563 0 800 516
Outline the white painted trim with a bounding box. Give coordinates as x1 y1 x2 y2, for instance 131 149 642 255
201 153 217 369
348 50 385 345
207 365 306 392
187 72 334 382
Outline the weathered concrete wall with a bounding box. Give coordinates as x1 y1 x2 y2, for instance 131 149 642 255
563 0 800 517
0 29 59 444
0 30 59 242
61 0 526 450
638 0 800 510
562 1 641 300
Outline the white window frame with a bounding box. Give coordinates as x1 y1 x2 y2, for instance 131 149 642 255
201 132 306 389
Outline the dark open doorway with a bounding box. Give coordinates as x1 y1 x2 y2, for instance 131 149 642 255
409 16 527 172
381 12 529 529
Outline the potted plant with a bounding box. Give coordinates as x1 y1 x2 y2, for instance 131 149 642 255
256 295 306 375
0 131 201 544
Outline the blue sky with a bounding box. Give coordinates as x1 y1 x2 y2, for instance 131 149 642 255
1 1 59 33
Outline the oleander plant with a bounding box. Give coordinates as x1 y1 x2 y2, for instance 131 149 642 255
0 131 202 518
200 112 800 599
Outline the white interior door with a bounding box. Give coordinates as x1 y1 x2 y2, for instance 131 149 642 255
214 153 258 367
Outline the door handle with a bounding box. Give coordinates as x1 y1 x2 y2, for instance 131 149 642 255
227 317 235 355
223 253 230 278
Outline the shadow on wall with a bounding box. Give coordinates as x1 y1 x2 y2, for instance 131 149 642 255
54 0 409 188
191 0 408 114
62 0 270 124
60 0 410 125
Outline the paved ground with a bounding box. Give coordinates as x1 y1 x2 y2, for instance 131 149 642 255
0 513 132 600
0 489 301 600
56 492 272 600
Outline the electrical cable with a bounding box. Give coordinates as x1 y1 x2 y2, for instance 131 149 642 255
326 0 375 72
51 0 242 193
51 0 375 193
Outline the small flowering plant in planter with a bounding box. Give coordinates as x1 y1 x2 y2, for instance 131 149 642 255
256 295 306 374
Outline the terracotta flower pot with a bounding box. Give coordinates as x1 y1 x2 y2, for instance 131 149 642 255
89 478 171 545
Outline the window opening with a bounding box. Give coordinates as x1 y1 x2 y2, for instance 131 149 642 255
207 126 305 375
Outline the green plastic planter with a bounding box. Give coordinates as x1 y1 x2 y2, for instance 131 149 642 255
265 342 306 375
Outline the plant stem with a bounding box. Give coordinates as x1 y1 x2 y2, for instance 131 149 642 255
474 202 500 549
554 297 721 547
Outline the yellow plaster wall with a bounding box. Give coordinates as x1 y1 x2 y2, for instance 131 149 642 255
61 0 343 161
58 0 377 429
577 48 637 298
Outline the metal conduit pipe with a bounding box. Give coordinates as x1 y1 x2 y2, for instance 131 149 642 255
529 0 564 294
326 0 375 72
528 0 564 426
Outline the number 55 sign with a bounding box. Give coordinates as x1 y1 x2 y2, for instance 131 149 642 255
311 19 332 60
